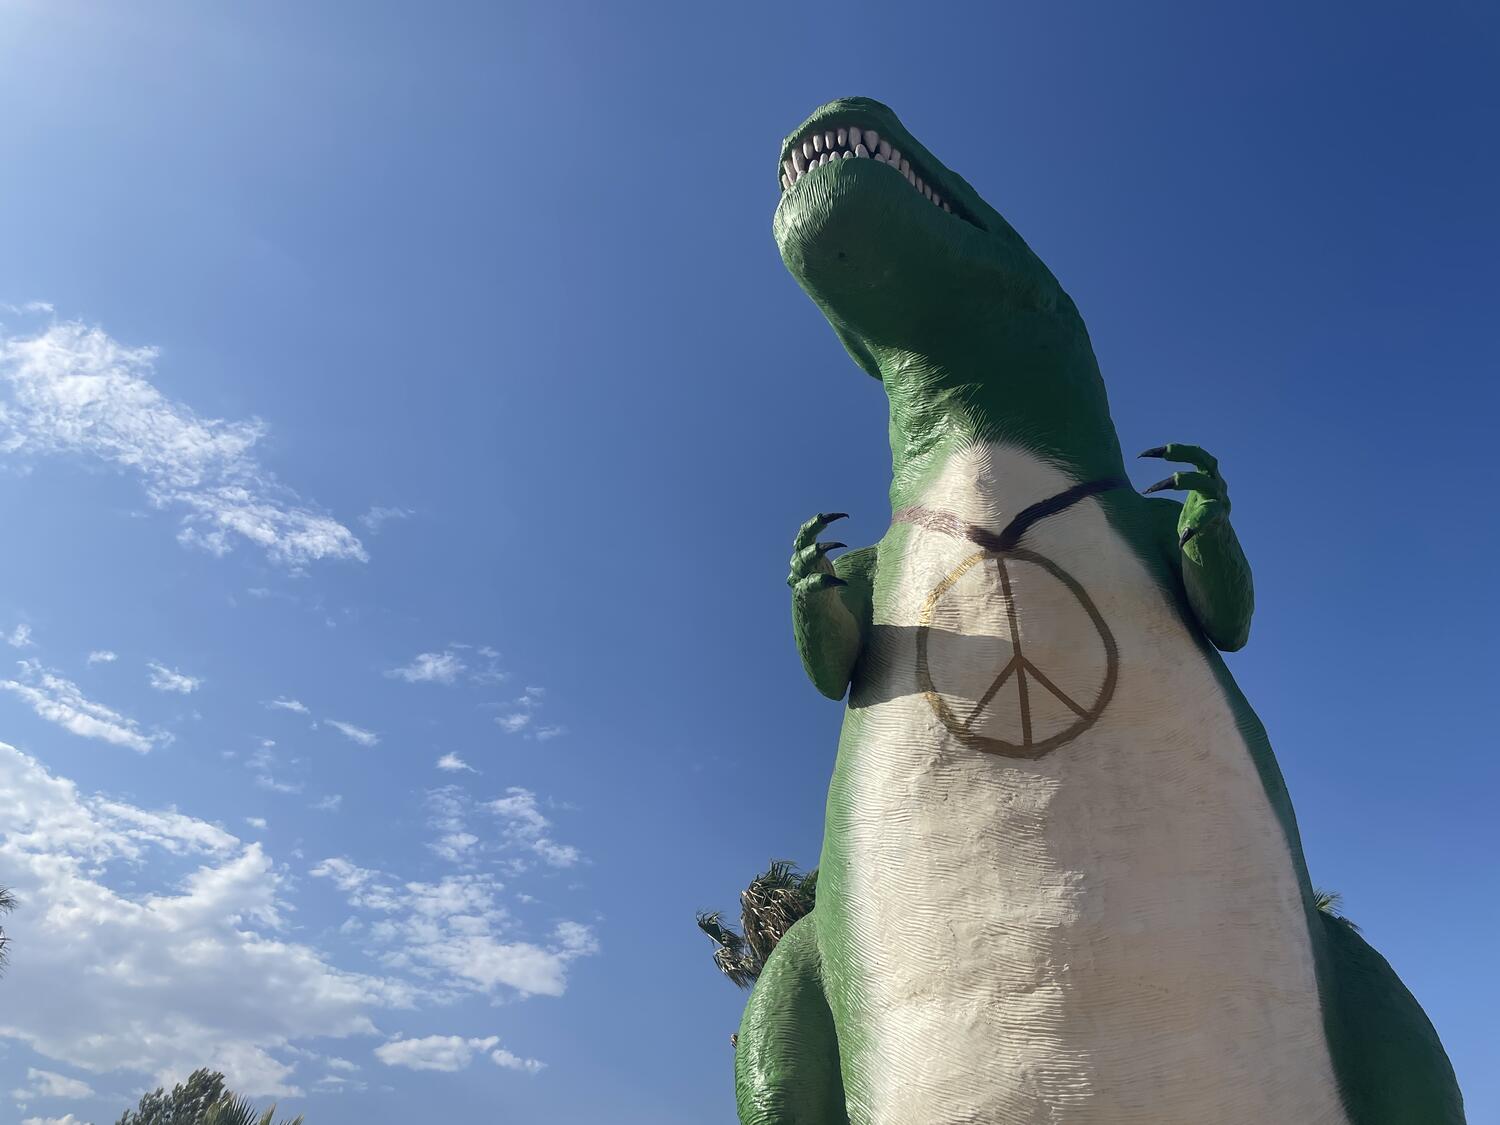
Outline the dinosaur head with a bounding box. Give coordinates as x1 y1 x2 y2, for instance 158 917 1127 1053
772 98 1086 385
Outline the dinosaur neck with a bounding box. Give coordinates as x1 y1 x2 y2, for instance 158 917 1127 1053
874 336 1126 512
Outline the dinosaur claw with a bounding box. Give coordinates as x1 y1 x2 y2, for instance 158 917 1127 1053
1143 476 1177 494
1179 527 1197 548
817 542 847 553
1138 446 1168 459
821 512 849 523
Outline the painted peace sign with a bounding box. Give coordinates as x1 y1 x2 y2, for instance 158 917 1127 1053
915 546 1118 759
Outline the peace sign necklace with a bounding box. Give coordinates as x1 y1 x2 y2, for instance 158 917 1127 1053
895 477 1128 760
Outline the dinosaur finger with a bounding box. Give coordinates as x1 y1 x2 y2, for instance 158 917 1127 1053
1143 471 1223 501
1139 443 1220 480
792 512 849 553
789 541 846 576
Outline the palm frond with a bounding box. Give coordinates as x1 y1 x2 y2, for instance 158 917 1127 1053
698 860 818 988
1313 886 1361 932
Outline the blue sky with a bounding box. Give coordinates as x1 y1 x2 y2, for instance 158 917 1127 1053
0 1 1495 1122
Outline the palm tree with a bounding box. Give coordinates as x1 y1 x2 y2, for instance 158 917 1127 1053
0 885 15 974
115 1068 303 1125
1313 886 1360 932
698 860 818 988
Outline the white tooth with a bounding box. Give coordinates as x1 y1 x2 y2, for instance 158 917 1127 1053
803 139 816 160
819 151 830 166
792 149 807 173
932 192 942 206
836 127 847 147
890 148 902 166
915 176 924 193
781 174 791 191
784 158 796 180
824 131 836 151
864 130 880 151
873 153 887 163
854 143 869 158
943 201 951 212
901 158 910 175
813 133 825 153
878 139 891 159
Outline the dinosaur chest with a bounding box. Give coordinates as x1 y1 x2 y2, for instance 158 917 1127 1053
825 442 1347 1125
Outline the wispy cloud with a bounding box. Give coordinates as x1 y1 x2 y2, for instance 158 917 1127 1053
0 319 366 567
264 696 309 713
325 720 378 747
491 1047 546 1074
0 660 163 752
86 649 117 664
245 817 268 830
488 788 582 868
147 661 201 694
494 686 563 741
435 753 475 773
387 650 465 685
374 1035 495 1072
359 506 412 533
310 858 597 998
312 794 343 812
11 1066 95 1100
6 623 35 648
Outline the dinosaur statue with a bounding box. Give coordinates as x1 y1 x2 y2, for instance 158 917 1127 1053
736 96 1464 1125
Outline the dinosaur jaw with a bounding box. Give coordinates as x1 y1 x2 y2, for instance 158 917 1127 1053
774 99 987 233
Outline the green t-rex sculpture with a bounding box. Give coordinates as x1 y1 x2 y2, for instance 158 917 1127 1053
737 96 1464 1125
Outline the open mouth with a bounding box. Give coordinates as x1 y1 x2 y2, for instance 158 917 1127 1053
778 119 980 228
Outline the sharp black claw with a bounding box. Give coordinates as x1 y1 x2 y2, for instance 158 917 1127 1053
1179 527 1197 548
817 541 847 553
1143 476 1176 494
1138 446 1168 459
821 512 849 523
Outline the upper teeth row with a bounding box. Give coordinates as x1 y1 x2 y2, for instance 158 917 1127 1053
781 124 952 213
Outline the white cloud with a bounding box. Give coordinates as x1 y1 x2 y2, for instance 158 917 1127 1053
264 697 308 713
146 661 201 694
488 788 582 868
12 1067 95 1100
386 650 465 685
359 506 412 533
85 650 116 665
245 817 268 830
324 720 378 747
534 725 566 741
22 1115 91 1125
0 742 410 1098
0 660 163 752
374 1034 498 1072
435 753 475 773
6 623 35 647
312 794 343 812
311 858 596 998
0 320 365 567
491 1048 546 1074
495 713 530 734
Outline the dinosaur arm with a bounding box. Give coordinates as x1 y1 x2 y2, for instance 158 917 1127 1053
1140 444 1254 652
788 514 873 700
1178 507 1255 651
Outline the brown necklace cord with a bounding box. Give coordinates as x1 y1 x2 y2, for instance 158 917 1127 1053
893 476 1129 550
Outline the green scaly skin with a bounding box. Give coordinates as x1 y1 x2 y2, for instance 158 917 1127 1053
735 97 1463 1124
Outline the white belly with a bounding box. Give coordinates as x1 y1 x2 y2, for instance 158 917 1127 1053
841 442 1347 1125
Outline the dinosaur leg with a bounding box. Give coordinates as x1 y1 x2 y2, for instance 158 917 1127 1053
735 914 848 1125
1317 912 1466 1124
